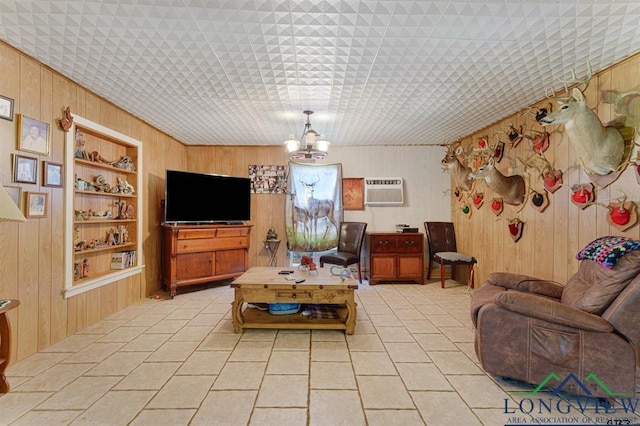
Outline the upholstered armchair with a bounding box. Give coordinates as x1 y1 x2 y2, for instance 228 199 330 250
471 237 640 397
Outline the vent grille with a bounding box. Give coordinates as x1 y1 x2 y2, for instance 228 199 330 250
364 177 404 206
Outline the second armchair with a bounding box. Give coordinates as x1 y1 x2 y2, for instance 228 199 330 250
319 222 368 282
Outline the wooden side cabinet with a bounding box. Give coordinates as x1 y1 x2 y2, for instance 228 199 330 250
0 299 19 393
162 224 252 297
368 232 424 285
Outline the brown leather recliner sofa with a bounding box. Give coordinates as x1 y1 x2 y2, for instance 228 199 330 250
471 248 640 397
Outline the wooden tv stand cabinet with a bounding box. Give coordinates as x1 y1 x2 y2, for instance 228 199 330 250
161 223 252 298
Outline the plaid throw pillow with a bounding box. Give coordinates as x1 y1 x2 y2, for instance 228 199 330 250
576 236 640 269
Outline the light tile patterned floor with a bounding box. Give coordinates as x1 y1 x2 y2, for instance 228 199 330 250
2 280 639 425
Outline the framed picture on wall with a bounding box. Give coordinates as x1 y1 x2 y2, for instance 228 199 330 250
343 177 365 210
26 192 47 218
13 154 38 184
0 94 14 121
18 114 50 155
43 161 63 187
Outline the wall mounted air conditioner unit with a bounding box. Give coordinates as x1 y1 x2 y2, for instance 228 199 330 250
364 177 404 206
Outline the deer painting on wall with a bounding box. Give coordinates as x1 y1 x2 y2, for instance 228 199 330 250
538 65 626 187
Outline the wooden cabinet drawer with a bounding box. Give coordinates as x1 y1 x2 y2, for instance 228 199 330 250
397 235 423 253
177 236 249 253
275 290 314 302
371 235 397 253
178 229 217 240
217 227 250 237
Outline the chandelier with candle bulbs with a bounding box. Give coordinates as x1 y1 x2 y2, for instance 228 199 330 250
284 110 330 160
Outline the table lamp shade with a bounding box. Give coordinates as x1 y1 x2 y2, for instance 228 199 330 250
0 183 26 222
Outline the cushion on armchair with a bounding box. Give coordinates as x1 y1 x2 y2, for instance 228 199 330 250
487 272 564 299
493 291 613 332
562 246 640 315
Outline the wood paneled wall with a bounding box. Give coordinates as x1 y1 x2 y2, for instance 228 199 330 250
452 53 640 286
0 41 187 363
184 145 291 268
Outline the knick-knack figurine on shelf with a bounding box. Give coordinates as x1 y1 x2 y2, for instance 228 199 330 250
81 259 90 278
112 156 136 172
106 228 116 246
114 199 135 220
266 227 278 241
74 129 86 158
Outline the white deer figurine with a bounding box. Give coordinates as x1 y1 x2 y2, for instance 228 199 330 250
539 86 624 177
441 143 474 191
469 157 526 206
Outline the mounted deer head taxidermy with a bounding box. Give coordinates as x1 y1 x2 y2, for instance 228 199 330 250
469 157 526 206
441 142 473 191
539 86 625 183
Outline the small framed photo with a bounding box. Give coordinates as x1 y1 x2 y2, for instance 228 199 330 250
26 192 47 218
18 114 50 155
43 161 63 187
0 94 14 121
13 154 38 184
4 185 22 209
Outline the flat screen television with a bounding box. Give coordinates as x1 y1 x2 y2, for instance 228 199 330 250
164 170 251 224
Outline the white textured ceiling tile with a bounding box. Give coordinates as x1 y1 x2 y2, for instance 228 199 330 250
0 1 638 146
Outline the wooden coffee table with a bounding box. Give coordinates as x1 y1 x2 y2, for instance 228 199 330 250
231 267 358 334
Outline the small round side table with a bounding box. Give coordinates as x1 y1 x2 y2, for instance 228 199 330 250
263 240 280 267
0 299 20 393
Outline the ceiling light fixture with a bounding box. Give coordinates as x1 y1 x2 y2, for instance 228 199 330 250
284 110 330 160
